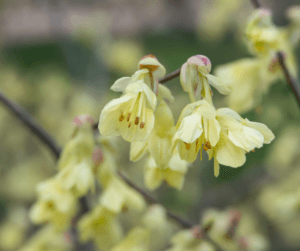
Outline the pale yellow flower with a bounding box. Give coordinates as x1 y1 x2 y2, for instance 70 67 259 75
99 81 156 142
130 85 175 167
141 204 175 251
58 115 95 171
144 150 188 190
29 178 77 231
19 225 72 251
180 55 231 103
173 100 274 176
167 227 215 251
100 176 146 213
110 227 150 251
78 205 123 251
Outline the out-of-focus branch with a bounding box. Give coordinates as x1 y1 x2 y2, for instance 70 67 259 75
0 91 61 159
277 51 300 106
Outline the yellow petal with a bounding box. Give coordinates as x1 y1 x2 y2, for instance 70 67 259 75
130 140 149 162
243 119 275 143
206 74 232 95
177 113 203 144
111 77 131 92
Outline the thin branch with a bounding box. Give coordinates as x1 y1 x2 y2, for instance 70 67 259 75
277 51 300 106
250 0 261 8
158 68 181 84
0 91 61 159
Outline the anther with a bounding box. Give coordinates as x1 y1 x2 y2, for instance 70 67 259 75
251 149 255 152
128 122 132 128
140 122 145 128
184 142 191 150
119 113 124 121
127 113 131 122
135 117 140 125
203 141 211 151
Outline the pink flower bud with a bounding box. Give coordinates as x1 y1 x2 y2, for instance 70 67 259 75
187 55 211 73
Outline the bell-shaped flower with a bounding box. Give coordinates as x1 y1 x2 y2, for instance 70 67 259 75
100 176 146 213
77 205 123 251
19 225 72 251
99 81 157 142
57 157 95 197
180 55 231 103
167 227 216 251
110 227 150 251
172 100 221 163
58 115 95 171
29 178 77 231
141 204 175 251
130 84 175 167
144 150 189 190
111 54 166 94
173 100 274 177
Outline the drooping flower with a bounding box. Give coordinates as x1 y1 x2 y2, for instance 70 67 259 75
173 100 274 177
110 227 150 251
144 150 189 190
100 176 146 213
99 81 157 142
130 84 175 167
57 115 95 197
180 55 231 103
29 178 77 231
167 227 216 251
77 205 123 251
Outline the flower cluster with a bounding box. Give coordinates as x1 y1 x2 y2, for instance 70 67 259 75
215 8 299 113
99 54 274 181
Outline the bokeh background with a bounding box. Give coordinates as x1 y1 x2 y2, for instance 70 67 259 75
0 0 299 250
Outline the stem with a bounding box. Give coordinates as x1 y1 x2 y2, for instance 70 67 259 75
277 51 300 107
0 91 61 159
158 68 180 84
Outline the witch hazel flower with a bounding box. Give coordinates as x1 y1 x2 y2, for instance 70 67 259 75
180 55 231 103
173 100 274 177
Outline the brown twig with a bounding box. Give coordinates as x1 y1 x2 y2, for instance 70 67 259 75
158 68 181 84
0 91 61 159
277 52 300 106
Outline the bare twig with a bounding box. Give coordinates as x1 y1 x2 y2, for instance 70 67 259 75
158 68 181 84
0 91 61 159
277 52 300 106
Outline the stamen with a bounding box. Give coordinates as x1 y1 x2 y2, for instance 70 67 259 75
140 122 145 128
184 142 191 150
119 113 124 121
251 149 255 152
203 141 211 151
127 113 131 122
128 122 132 128
135 117 140 125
